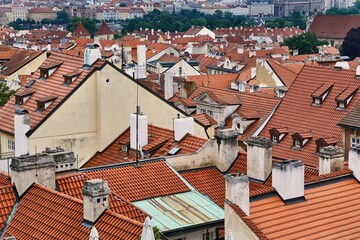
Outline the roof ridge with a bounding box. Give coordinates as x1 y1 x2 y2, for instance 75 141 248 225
110 191 150 218
103 209 143 227
32 183 83 204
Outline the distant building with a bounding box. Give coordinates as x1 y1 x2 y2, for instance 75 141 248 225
249 1 274 16
273 0 324 17
28 7 56 22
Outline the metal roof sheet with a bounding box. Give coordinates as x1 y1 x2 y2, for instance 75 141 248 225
133 191 224 232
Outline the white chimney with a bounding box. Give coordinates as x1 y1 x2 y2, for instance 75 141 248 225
349 145 360 181
356 66 360 79
272 160 304 202
281 53 289 61
83 179 110 224
84 44 101 67
237 46 244 54
164 72 174 100
130 110 148 150
225 173 249 216
215 129 238 172
174 117 194 141
318 145 344 175
249 50 256 58
245 136 272 182
293 50 298 56
14 108 30 157
136 45 147 79
250 67 256 79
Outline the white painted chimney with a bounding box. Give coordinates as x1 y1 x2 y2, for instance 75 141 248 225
136 45 147 79
237 46 244 54
83 179 110 224
356 65 360 78
349 145 360 181
293 50 299 56
272 160 304 202
164 72 174 100
250 67 256 79
249 49 256 58
318 145 344 175
215 129 238 172
130 110 148 150
174 117 194 141
84 44 101 68
245 136 272 182
225 173 249 216
14 108 30 157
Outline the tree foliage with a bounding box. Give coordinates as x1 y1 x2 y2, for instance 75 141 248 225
0 82 15 106
122 9 253 34
325 0 360 14
265 11 307 30
282 33 329 54
66 17 97 37
341 27 360 60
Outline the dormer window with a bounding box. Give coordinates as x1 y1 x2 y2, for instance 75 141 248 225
14 90 35 105
63 70 82 86
311 83 333 106
39 61 63 80
336 86 358 110
315 137 337 152
269 127 288 144
36 96 57 112
291 132 313 149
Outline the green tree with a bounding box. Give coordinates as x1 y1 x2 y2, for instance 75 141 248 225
55 10 70 24
282 33 329 54
119 3 126 7
341 27 360 60
0 82 15 106
66 18 97 37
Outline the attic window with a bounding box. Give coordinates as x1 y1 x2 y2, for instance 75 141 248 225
39 61 63 80
63 70 82 86
24 55 30 60
36 96 57 112
311 83 333 106
336 86 358 110
291 132 312 149
14 90 35 105
168 147 181 155
315 137 337 152
269 127 288 144
121 144 128 152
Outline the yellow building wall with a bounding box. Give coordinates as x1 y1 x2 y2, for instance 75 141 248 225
29 64 208 166
0 132 14 158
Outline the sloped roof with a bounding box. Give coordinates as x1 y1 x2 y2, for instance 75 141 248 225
73 22 90 38
1 50 43 76
338 100 360 129
83 124 207 168
187 73 238 89
192 113 217 126
81 160 191 202
56 173 148 222
0 52 105 135
96 22 114 35
266 60 301 87
309 15 360 39
260 65 360 167
4 183 143 239
250 176 360 239
0 184 16 230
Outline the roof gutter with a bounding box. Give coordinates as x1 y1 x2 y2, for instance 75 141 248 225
162 219 224 237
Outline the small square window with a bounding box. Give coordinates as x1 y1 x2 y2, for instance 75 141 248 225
351 137 360 148
7 139 15 151
40 69 48 79
294 139 301 148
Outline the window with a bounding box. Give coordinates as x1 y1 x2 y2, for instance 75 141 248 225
207 110 213 117
202 231 214 240
40 69 48 79
8 139 15 151
272 134 278 142
201 109 206 114
15 95 23 105
294 139 301 148
351 137 360 148
179 67 182 76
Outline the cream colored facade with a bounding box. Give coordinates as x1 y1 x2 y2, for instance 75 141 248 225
29 12 56 22
26 63 208 167
8 51 47 90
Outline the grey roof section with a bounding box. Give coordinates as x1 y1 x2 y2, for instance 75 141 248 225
338 101 360 129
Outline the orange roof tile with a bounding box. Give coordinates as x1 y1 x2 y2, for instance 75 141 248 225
0 184 16 230
4 183 143 239
96 22 114 35
82 160 191 202
146 43 172 60
266 60 301 87
260 65 360 167
192 113 217 126
0 52 105 135
56 173 148 222
73 22 90 38
1 50 43 76
187 74 238 89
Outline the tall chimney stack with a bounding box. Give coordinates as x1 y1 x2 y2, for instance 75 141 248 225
130 110 148 150
164 72 174 100
136 45 147 79
318 145 344 175
174 117 194 141
349 145 360 181
272 160 304 203
225 173 249 216
83 179 110 224
215 129 238 172
245 136 272 182
14 108 30 157
84 44 101 68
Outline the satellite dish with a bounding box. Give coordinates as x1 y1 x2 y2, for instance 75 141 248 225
111 44 120 52
112 56 121 64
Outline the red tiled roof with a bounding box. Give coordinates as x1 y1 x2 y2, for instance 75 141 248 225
83 160 191 202
1 50 43 76
83 124 207 168
266 60 301 87
29 7 54 13
0 184 16 230
187 74 238 89
96 22 114 35
0 172 11 186
309 15 360 39
56 173 148 222
250 177 360 239
4 183 143 239
181 167 225 207
192 113 217 126
73 22 90 38
146 43 172 60
0 52 105 135
260 65 360 167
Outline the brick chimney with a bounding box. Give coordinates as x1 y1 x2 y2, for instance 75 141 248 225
215 129 238 172
14 108 30 157
272 160 304 203
245 136 272 182
225 173 249 216
83 179 110 225
318 145 344 175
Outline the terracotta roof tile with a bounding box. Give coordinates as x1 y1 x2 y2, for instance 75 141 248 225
0 52 105 135
4 183 143 239
339 100 360 129
192 113 217 126
250 177 360 239
96 22 114 35
73 22 90 38
82 160 191 202
0 184 16 230
56 173 148 222
1 50 42 76
260 65 360 167
267 60 301 87
187 74 238 89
